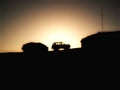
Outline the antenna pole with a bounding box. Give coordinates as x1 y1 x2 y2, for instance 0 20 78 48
101 10 104 32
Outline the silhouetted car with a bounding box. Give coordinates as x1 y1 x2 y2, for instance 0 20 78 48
52 42 70 51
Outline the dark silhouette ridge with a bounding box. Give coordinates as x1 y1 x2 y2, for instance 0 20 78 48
81 31 120 50
0 31 119 83
0 30 120 68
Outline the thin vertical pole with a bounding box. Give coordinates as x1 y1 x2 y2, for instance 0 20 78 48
101 10 104 32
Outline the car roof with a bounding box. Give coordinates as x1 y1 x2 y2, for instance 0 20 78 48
53 42 64 43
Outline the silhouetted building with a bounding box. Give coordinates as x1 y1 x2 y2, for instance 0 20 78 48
81 31 120 50
22 42 48 54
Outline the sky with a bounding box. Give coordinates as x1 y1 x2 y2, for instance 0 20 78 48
0 0 120 52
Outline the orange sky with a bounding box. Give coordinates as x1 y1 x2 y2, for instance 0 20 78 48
0 0 120 52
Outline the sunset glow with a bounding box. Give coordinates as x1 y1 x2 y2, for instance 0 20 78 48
1 0 120 52
1 5 92 52
40 24 81 51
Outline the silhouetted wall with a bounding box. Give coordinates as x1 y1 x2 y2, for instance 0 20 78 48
22 42 48 54
81 31 120 50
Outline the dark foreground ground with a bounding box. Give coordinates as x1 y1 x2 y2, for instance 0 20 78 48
0 48 119 68
1 31 120 88
0 49 119 89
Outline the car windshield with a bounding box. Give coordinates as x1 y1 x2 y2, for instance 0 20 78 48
55 42 65 45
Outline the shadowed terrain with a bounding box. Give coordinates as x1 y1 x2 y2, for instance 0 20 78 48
0 31 120 70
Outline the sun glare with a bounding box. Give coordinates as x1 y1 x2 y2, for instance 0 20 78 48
1 4 89 52
40 24 81 51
